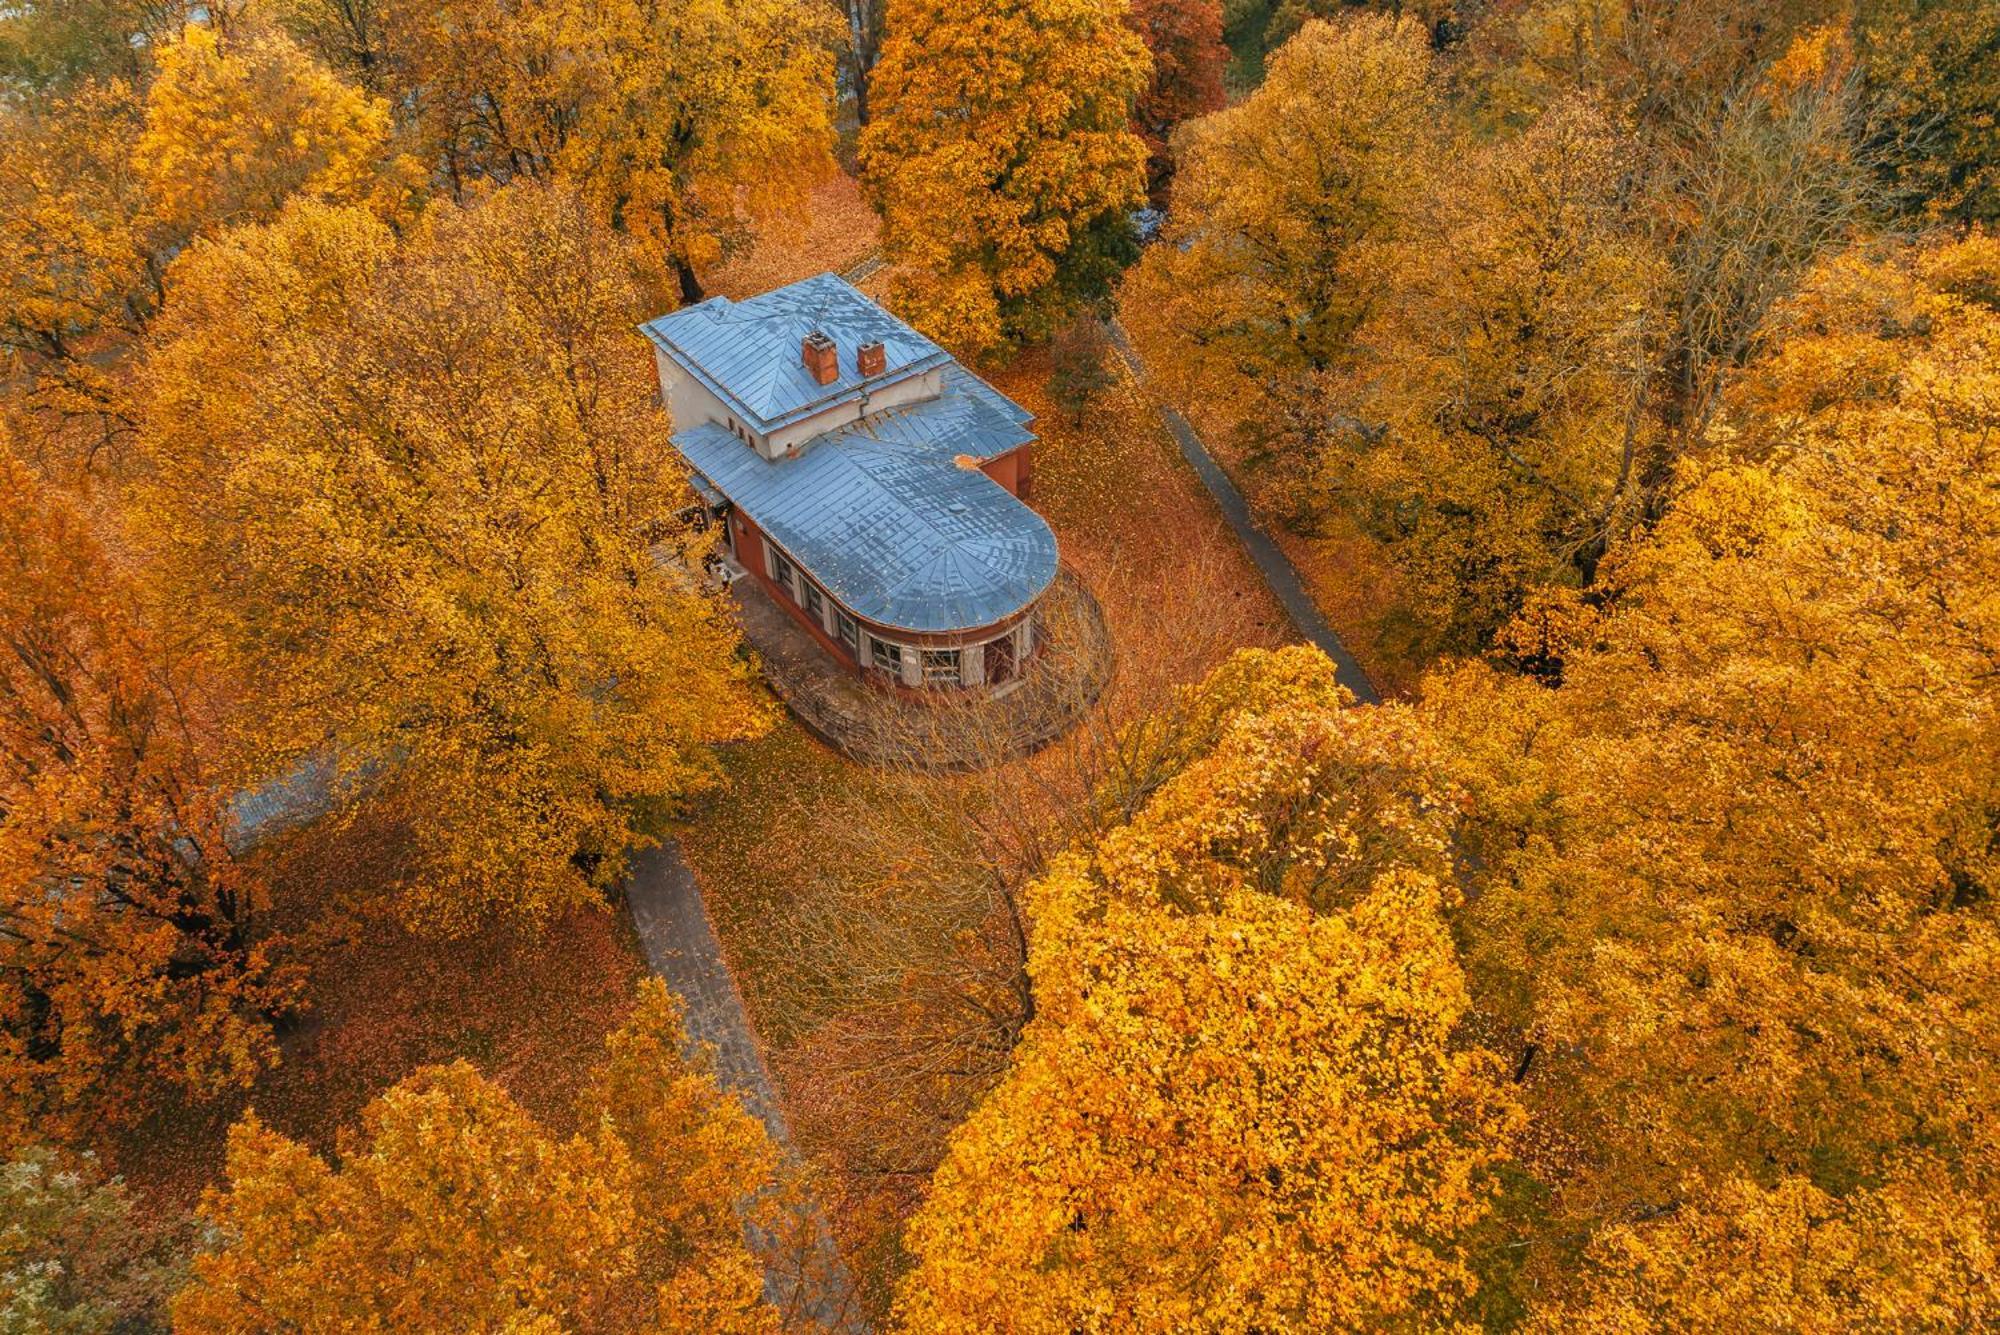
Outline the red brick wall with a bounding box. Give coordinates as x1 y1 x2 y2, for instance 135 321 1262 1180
980 443 1033 499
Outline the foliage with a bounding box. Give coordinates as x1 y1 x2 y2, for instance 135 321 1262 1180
1144 15 1439 377
173 979 793 1332
134 21 402 242
132 186 769 937
895 648 1518 1331
1296 94 1661 654
0 1146 191 1332
1424 232 2000 1301
0 443 300 1140
0 79 150 454
1125 0 1225 201
860 0 1151 350
1534 1168 1999 1331
376 0 838 301
1856 0 2000 225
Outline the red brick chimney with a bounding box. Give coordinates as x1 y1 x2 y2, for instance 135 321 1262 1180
856 340 886 377
802 330 838 385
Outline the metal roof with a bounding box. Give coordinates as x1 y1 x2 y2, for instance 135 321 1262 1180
640 273 955 434
671 366 1056 635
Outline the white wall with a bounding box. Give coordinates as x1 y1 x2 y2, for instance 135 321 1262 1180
655 347 944 460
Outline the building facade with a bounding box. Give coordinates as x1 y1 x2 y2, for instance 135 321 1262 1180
641 274 1058 691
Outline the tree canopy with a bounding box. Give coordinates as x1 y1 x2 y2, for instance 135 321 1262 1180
860 0 1151 350
132 186 768 935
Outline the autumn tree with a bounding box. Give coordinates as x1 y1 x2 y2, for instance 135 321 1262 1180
0 79 150 461
1138 15 1439 378
133 187 768 937
895 648 1519 1330
1533 1168 2000 1331
0 442 300 1140
174 980 805 1331
134 20 404 243
1424 232 2000 1300
0 1145 192 1330
1292 94 1662 655
375 0 837 302
859 0 1151 350
1856 0 2000 225
1125 0 1225 201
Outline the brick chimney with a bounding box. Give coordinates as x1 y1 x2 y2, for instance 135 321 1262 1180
802 330 838 385
856 340 886 378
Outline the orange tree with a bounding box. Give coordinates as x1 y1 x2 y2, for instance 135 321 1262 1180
174 980 801 1332
132 186 768 937
0 442 300 1141
1426 231 2000 1320
860 0 1150 350
895 649 1520 1331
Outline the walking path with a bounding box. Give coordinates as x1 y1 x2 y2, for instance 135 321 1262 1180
1107 321 1379 705
625 843 865 1331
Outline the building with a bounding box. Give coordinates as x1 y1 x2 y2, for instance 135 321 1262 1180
640 274 1058 691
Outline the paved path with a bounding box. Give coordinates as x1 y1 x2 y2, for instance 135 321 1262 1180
625 843 865 1331
1108 321 1379 705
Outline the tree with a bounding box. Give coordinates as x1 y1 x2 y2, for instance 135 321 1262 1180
1857 0 2000 225
1125 0 1225 202
133 21 402 243
1423 231 2000 1276
1139 15 1439 377
375 0 838 303
174 980 799 1332
0 79 152 465
1292 94 1662 655
132 187 769 937
1533 1167 1999 1331
0 1145 192 1332
895 649 1518 1331
0 442 300 1140
859 0 1151 350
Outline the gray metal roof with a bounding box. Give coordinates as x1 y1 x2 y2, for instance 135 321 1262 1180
640 273 954 434
672 367 1056 635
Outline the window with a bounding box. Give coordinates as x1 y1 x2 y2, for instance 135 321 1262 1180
922 648 960 687
870 636 902 675
772 550 797 600
802 581 825 624
836 610 860 661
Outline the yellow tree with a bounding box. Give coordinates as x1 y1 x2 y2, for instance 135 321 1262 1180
174 980 791 1332
859 0 1151 350
0 440 300 1141
133 21 403 241
1424 231 2000 1293
376 0 837 303
1294 94 1663 655
1857 0 2000 225
1136 14 1438 378
1534 1166 1999 1331
0 79 151 461
896 650 1519 1332
133 187 768 937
